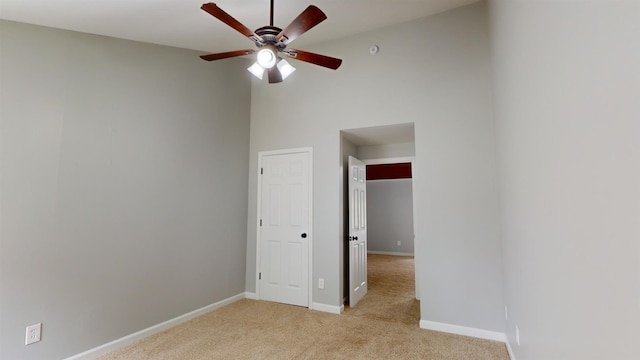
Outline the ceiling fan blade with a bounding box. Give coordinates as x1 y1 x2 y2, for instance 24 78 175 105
200 49 255 61
286 49 342 70
201 3 262 42
276 5 327 45
268 67 283 83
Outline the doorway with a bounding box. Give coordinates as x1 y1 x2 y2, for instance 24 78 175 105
340 123 418 314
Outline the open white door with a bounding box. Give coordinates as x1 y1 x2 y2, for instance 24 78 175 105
348 156 367 307
258 150 311 307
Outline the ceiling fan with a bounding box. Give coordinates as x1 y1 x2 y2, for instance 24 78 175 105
199 1 342 83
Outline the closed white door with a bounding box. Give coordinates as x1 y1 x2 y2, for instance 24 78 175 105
259 150 311 307
348 156 367 307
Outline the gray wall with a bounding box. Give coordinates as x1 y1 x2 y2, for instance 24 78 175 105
246 1 504 332
367 179 414 254
357 142 415 160
490 0 640 359
0 21 251 360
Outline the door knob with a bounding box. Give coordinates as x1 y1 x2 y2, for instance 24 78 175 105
301 233 307 238
353 236 358 241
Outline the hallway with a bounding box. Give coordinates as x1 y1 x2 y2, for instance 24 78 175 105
344 254 420 326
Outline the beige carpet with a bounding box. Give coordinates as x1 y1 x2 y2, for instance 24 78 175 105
98 254 509 359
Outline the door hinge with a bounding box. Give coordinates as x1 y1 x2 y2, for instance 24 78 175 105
260 167 263 175
260 219 262 226
259 272 261 280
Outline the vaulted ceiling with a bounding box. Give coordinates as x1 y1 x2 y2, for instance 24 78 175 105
0 0 478 53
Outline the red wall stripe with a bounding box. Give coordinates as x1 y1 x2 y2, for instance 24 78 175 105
366 163 412 180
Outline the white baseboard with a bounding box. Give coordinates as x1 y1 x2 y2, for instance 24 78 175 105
65 293 247 360
311 302 344 314
420 320 507 343
505 339 516 360
244 292 258 300
367 251 414 257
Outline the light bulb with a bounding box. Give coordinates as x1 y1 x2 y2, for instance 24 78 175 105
256 46 277 69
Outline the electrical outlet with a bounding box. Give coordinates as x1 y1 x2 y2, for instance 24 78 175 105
516 325 520 346
25 323 42 345
318 278 325 289
397 241 401 246
505 305 508 321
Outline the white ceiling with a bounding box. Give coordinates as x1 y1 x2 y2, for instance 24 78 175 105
0 0 478 53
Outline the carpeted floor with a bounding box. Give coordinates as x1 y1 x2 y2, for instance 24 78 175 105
98 254 509 359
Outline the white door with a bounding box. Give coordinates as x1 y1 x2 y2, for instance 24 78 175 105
348 156 367 307
259 150 311 307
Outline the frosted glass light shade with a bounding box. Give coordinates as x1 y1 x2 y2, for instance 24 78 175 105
247 62 265 79
277 59 296 79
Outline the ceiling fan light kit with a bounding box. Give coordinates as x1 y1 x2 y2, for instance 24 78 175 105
199 1 342 83
256 45 278 69
277 59 296 78
247 62 266 80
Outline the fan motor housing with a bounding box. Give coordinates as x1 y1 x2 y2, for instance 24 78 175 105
255 26 286 49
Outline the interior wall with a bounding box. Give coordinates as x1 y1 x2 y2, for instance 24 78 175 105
367 179 415 254
489 0 640 359
357 142 415 160
247 1 504 332
0 21 251 360
360 143 416 255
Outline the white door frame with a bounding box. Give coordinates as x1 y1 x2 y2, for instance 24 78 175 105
255 147 313 308
362 156 419 300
